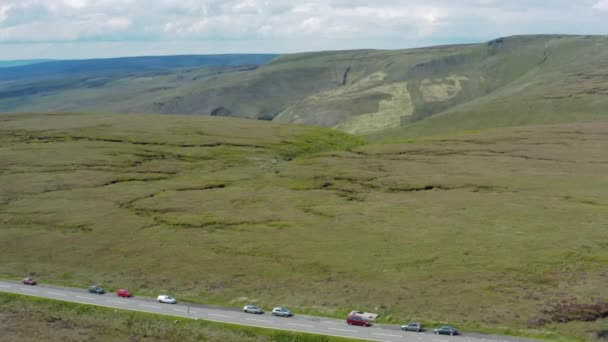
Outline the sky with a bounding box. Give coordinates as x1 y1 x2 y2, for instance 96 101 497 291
0 0 607 60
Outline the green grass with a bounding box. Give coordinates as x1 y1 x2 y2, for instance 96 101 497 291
1 113 607 341
0 292 355 342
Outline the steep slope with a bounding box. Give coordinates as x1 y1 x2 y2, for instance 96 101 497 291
371 35 608 140
1 35 607 136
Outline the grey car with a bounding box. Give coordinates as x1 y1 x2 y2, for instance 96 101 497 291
434 325 459 336
243 305 264 314
401 322 423 332
88 285 105 294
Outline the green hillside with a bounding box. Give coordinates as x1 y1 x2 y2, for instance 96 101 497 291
1 35 607 137
1 113 607 341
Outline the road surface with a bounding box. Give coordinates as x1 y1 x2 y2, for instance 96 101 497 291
0 280 536 342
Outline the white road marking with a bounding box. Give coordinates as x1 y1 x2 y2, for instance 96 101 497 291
288 323 315 328
433 339 449 342
21 288 37 292
139 304 161 309
246 318 273 323
76 296 96 300
47 292 66 296
0 285 11 288
173 309 186 312
107 300 125 304
372 333 403 338
323 321 341 325
189 310 197 314
208 313 231 318
328 327 357 333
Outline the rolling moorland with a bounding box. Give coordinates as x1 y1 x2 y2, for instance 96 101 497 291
1 113 607 341
0 35 607 137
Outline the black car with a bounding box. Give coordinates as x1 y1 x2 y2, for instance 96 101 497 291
434 325 458 336
401 322 423 332
88 285 105 294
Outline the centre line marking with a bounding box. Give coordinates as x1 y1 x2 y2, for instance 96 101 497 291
433 339 449 342
21 288 37 292
107 300 125 304
0 285 11 288
208 313 231 318
246 318 272 323
173 309 186 312
323 321 341 325
76 296 96 300
288 323 315 328
372 333 402 338
328 328 357 333
48 292 66 296
139 304 161 309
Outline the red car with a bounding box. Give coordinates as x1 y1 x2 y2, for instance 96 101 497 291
22 277 37 285
116 289 133 298
346 314 371 327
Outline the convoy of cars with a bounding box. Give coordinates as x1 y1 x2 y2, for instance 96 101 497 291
17 277 462 336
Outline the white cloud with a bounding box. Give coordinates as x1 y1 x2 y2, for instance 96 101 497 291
0 0 606 58
593 0 608 11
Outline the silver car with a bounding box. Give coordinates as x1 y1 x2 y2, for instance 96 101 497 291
243 305 264 314
272 307 293 317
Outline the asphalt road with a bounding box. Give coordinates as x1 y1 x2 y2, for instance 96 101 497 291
0 280 537 342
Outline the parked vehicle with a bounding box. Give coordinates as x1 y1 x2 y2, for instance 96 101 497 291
116 289 133 298
346 314 371 327
401 322 423 332
271 307 293 317
88 285 105 294
434 325 459 336
22 277 37 285
157 295 177 304
243 305 264 314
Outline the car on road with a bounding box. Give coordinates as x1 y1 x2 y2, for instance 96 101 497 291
88 285 105 294
243 305 264 314
157 295 177 304
346 314 372 327
401 322 423 332
22 277 37 285
434 325 459 336
116 289 133 298
271 307 293 317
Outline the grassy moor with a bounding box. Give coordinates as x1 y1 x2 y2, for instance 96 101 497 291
1 113 607 341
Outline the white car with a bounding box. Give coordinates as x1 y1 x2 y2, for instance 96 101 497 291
272 307 293 317
157 295 177 304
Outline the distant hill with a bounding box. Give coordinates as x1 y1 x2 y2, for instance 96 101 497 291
0 59 57 68
0 54 278 81
1 36 607 136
